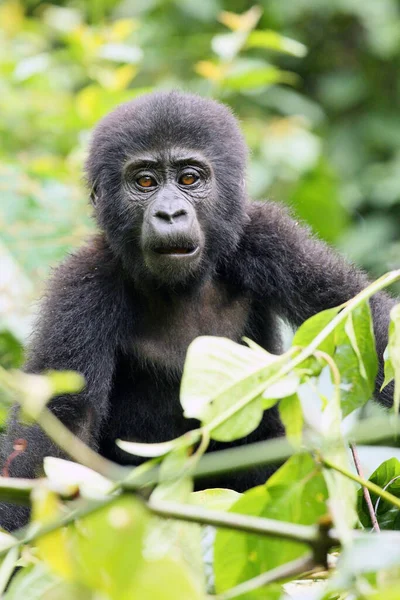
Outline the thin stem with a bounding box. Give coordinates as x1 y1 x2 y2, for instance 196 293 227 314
214 554 315 600
35 408 126 481
321 455 400 511
314 350 341 388
147 498 326 546
350 443 380 532
193 436 293 482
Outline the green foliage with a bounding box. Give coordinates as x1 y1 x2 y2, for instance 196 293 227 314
1 274 400 598
214 454 328 595
2 1 400 598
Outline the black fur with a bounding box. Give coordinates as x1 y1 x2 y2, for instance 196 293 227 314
0 91 395 531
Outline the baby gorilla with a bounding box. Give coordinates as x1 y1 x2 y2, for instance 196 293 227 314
0 91 395 531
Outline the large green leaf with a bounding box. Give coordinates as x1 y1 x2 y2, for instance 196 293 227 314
334 305 377 417
214 454 328 595
180 336 284 442
69 495 149 599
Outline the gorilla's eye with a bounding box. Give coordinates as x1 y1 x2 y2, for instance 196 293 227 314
136 175 157 188
179 172 199 186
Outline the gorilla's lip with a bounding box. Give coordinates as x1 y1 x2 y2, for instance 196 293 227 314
153 245 200 257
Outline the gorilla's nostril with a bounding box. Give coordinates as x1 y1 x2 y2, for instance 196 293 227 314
172 209 187 220
155 210 173 223
155 209 187 222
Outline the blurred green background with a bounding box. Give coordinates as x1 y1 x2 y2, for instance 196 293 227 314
1 0 400 367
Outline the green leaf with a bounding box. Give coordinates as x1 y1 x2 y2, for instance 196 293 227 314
181 336 282 442
146 448 204 591
43 457 114 499
31 486 73 580
190 488 241 512
222 61 296 91
69 495 149 599
262 373 300 404
46 370 85 396
116 438 182 458
358 457 400 530
214 454 327 594
0 330 24 369
382 344 394 390
387 304 400 415
0 547 19 596
278 394 303 446
288 160 347 244
246 30 307 57
151 445 193 503
314 364 358 541
293 306 341 356
344 302 377 392
4 564 90 600
144 517 205 592
334 311 376 416
334 343 372 416
134 556 204 600
297 365 357 540
354 445 400 479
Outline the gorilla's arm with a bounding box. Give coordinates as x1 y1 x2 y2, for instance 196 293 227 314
0 238 122 529
237 201 396 406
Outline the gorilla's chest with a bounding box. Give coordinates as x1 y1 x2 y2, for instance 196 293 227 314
131 281 251 371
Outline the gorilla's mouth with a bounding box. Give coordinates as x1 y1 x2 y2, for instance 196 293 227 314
154 245 199 256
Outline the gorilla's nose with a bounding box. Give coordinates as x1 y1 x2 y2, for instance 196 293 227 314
154 208 188 224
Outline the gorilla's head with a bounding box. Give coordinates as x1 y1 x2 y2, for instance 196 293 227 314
86 91 249 287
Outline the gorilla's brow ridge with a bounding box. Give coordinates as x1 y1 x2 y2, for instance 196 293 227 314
123 150 211 174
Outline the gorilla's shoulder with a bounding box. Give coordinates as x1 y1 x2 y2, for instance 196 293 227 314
47 234 121 296
243 200 311 242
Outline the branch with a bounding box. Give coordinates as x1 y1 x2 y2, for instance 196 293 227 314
1 414 399 507
213 554 315 600
147 498 329 547
188 415 400 486
320 455 400 511
350 443 380 532
0 493 336 561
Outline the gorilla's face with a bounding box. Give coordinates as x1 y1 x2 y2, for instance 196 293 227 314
87 91 249 288
122 149 211 284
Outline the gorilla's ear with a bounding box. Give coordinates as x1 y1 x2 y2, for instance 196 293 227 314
90 183 99 207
